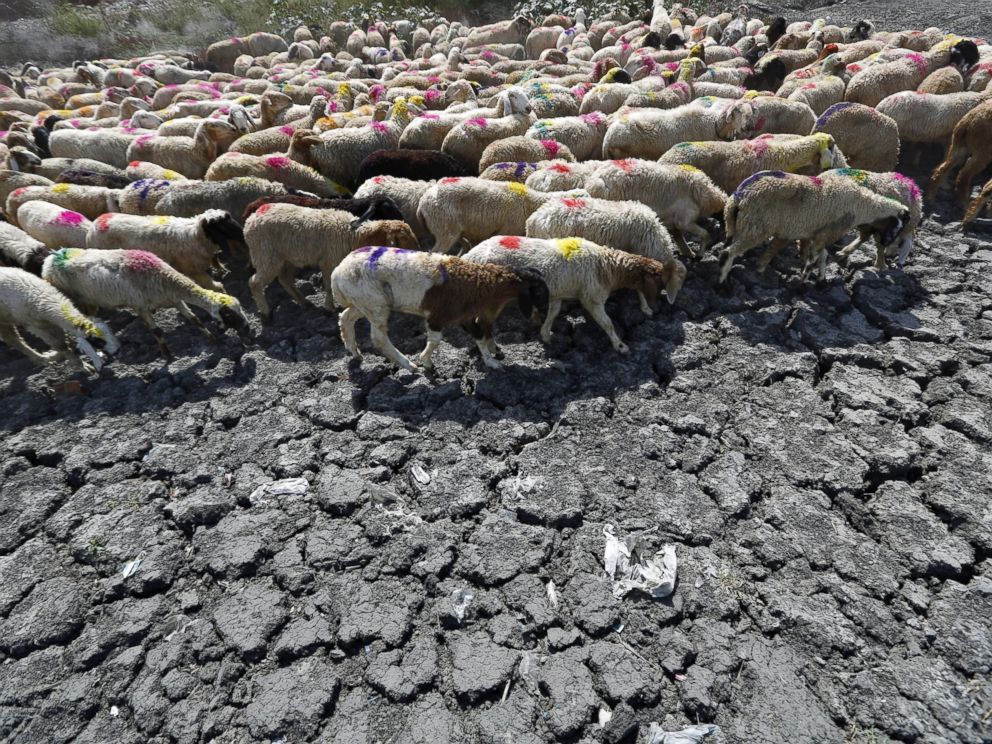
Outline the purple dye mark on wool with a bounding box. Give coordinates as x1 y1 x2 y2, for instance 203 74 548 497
367 246 389 270
514 162 530 178
733 170 787 199
438 262 448 283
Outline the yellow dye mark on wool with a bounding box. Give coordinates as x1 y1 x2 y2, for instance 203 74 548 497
507 182 529 197
199 289 235 307
338 82 352 96
60 303 101 338
743 90 762 100
678 164 703 173
51 183 71 193
161 170 179 180
235 95 255 104
554 238 583 260
151 216 172 225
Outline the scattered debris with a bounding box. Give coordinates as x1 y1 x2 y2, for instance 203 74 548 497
121 550 146 579
165 617 199 642
598 706 613 728
249 477 308 504
507 474 538 499
50 380 83 397
451 588 474 623
410 463 431 485
647 723 721 744
603 524 678 599
546 580 559 609
109 706 119 718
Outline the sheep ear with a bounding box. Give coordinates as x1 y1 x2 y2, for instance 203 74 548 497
350 203 377 228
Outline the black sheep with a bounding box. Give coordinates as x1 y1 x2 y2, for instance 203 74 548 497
355 149 469 185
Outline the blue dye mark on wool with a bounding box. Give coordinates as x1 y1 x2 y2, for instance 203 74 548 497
438 263 448 284
733 171 787 199
367 246 389 270
815 101 855 129
514 162 530 178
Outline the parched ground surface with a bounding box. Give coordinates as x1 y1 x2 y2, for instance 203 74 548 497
1 160 991 744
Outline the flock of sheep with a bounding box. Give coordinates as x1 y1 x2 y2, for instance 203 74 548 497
1 2 990 374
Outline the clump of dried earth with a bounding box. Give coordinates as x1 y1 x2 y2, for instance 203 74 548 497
2 10 992 744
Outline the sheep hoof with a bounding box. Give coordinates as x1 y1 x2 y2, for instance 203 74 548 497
483 358 503 370
616 343 630 355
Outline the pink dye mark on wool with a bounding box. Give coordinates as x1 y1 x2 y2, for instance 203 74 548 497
580 112 604 125
371 121 390 133
266 156 292 169
372 176 386 185
94 213 115 232
421 112 440 120
809 175 823 187
540 140 561 156
906 53 928 75
561 197 586 209
664 61 680 71
747 138 770 158
550 163 572 173
279 125 295 136
465 117 488 129
134 134 155 149
425 89 441 102
327 100 340 113
893 173 921 203
802 82 817 90
53 210 84 227
69 119 81 128
611 159 635 173
440 177 462 185
124 250 163 272
370 84 386 102
427 75 441 83
218 106 231 115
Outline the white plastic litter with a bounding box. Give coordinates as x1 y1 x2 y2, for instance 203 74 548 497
411 464 431 485
110 706 119 717
603 524 677 599
451 588 474 622
121 550 146 579
518 651 533 679
508 475 538 499
249 477 308 504
546 580 559 610
598 707 613 728
647 723 721 744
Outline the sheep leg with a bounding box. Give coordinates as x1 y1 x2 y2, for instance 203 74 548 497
416 324 443 369
836 229 869 260
177 302 220 341
964 180 992 225
248 270 276 319
88 318 120 356
637 290 653 317
756 239 790 273
429 230 461 255
580 296 628 354
670 228 697 259
718 242 744 283
681 222 712 255
338 307 364 360
30 323 86 370
278 266 310 307
319 266 337 313
539 299 563 343
367 310 417 371
137 310 172 359
926 146 968 202
954 153 992 207
0 325 57 366
473 316 502 369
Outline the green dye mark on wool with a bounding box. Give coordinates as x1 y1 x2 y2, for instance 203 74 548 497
51 248 81 268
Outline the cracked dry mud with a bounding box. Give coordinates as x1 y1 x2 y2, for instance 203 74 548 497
2 171 990 743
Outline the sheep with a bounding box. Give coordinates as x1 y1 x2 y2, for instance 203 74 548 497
525 111 610 161
728 94 817 137
963 177 992 225
125 161 187 182
524 161 602 192
918 66 965 94
355 148 469 184
600 100 752 160
240 193 405 225
154 177 291 218
331 247 546 371
42 248 250 358
441 87 535 172
0 266 111 372
48 129 135 169
658 133 845 196
288 98 419 188
243 202 418 318
0 221 51 274
785 75 846 115
478 161 544 183
204 152 348 198
926 99 992 207
227 95 329 156
845 39 980 108
416 177 587 254
353 175 434 243
0 170 53 214
875 89 992 148
206 33 289 73
86 210 245 290
581 160 729 255
477 136 574 174
125 120 241 179
821 169 922 270
718 171 911 282
812 102 901 173
463 236 682 354
16 201 90 249
6 183 119 226
54 169 131 190
463 17 532 49
8 150 125 181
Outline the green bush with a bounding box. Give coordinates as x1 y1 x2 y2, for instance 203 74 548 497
50 2 103 38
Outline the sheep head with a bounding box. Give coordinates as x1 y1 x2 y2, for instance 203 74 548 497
716 101 753 140
354 219 418 251
511 266 549 320
200 210 245 251
499 87 532 116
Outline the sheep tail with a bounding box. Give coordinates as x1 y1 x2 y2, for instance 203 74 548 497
724 196 739 240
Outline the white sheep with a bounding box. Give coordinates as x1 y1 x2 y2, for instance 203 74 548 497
0 266 112 372
331 247 547 371
719 171 911 282
416 177 586 254
441 88 535 172
42 247 250 358
85 210 244 290
15 201 91 249
657 133 845 196
124 161 187 182
811 102 901 172
477 136 574 174
0 171 54 214
601 99 751 160
242 201 418 318
48 129 135 170
582 159 728 254
155 177 291 218
525 111 610 160
5 183 119 227
125 120 241 179
875 89 992 146
353 174 435 243
0 221 51 274
524 160 602 191
205 152 349 198
463 236 682 353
